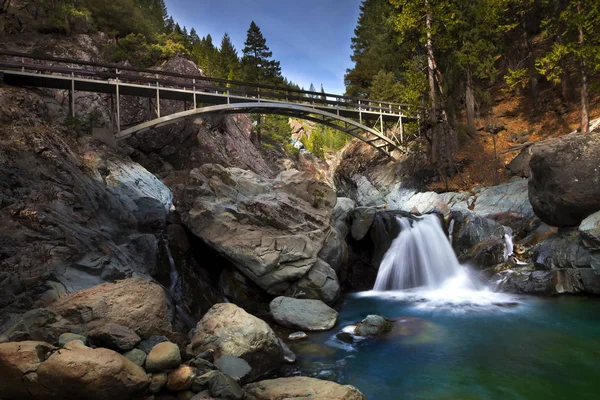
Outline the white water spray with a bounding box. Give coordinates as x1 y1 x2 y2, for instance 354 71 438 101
370 214 518 310
503 226 514 261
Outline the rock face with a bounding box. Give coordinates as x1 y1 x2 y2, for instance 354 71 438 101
36 340 149 400
244 377 367 400
191 303 283 382
451 210 507 268
269 296 338 331
0 86 172 324
529 132 600 227
48 278 172 338
173 164 338 297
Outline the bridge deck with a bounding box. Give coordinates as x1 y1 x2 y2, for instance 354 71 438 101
0 52 417 158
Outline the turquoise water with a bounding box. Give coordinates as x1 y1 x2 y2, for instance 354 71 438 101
287 294 600 400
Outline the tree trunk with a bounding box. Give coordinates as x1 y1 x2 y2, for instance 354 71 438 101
522 20 538 109
578 6 589 133
425 0 437 117
465 70 476 137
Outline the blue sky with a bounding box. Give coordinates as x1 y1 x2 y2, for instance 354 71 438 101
165 0 363 94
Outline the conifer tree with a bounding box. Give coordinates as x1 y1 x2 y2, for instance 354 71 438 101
217 33 240 79
241 21 281 84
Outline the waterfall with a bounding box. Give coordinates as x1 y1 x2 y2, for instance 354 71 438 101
503 226 514 261
367 214 519 310
374 214 478 291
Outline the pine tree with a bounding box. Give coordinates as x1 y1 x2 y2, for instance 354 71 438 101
241 21 282 84
217 33 239 79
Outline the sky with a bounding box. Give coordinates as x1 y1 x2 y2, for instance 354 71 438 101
165 0 363 95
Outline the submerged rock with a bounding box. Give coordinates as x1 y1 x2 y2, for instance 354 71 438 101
244 377 367 400
269 296 338 331
191 303 283 382
354 315 394 336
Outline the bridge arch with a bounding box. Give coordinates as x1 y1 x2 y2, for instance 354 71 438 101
115 102 403 158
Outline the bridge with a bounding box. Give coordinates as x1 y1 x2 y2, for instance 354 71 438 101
0 51 417 158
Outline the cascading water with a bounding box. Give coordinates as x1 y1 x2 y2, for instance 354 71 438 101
369 214 518 310
164 239 197 329
503 226 514 261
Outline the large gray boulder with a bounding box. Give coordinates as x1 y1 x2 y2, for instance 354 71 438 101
191 303 283 382
174 164 337 296
284 259 341 305
269 296 338 331
529 132 600 227
579 211 600 250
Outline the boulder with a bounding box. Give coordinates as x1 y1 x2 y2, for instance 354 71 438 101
88 323 141 351
36 340 149 399
173 164 335 295
213 355 252 383
58 332 87 347
355 315 394 336
138 335 170 354
244 377 367 400
269 297 338 331
533 230 595 270
528 133 600 227
284 259 341 305
500 269 585 294
191 303 283 382
451 210 506 261
0 341 55 399
579 211 600 250
49 278 172 338
146 342 182 373
196 370 244 400
0 308 70 344
149 373 168 394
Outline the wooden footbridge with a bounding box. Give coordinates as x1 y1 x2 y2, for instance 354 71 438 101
0 51 416 157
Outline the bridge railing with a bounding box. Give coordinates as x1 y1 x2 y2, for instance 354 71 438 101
0 51 412 118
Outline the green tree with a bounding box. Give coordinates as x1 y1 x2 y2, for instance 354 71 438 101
216 33 240 79
536 0 600 133
241 21 282 84
192 34 219 75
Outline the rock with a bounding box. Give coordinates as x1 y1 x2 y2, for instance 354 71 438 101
199 370 245 400
167 364 197 391
317 227 348 274
146 342 182 372
88 323 141 351
500 269 585 294
350 208 376 241
36 341 149 399
149 372 168 394
336 332 354 343
355 315 394 336
190 390 216 399
533 230 595 270
49 278 172 338
189 348 216 364
288 332 307 341
0 101 172 319
451 210 506 260
214 355 252 383
191 303 283 382
0 341 56 399
178 390 196 400
284 259 341 305
269 296 338 331
244 377 367 400
188 356 217 376
528 132 600 227
0 308 70 344
173 164 335 295
506 145 534 178
138 335 170 354
580 211 600 250
58 332 87 347
123 348 147 367
459 237 507 269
